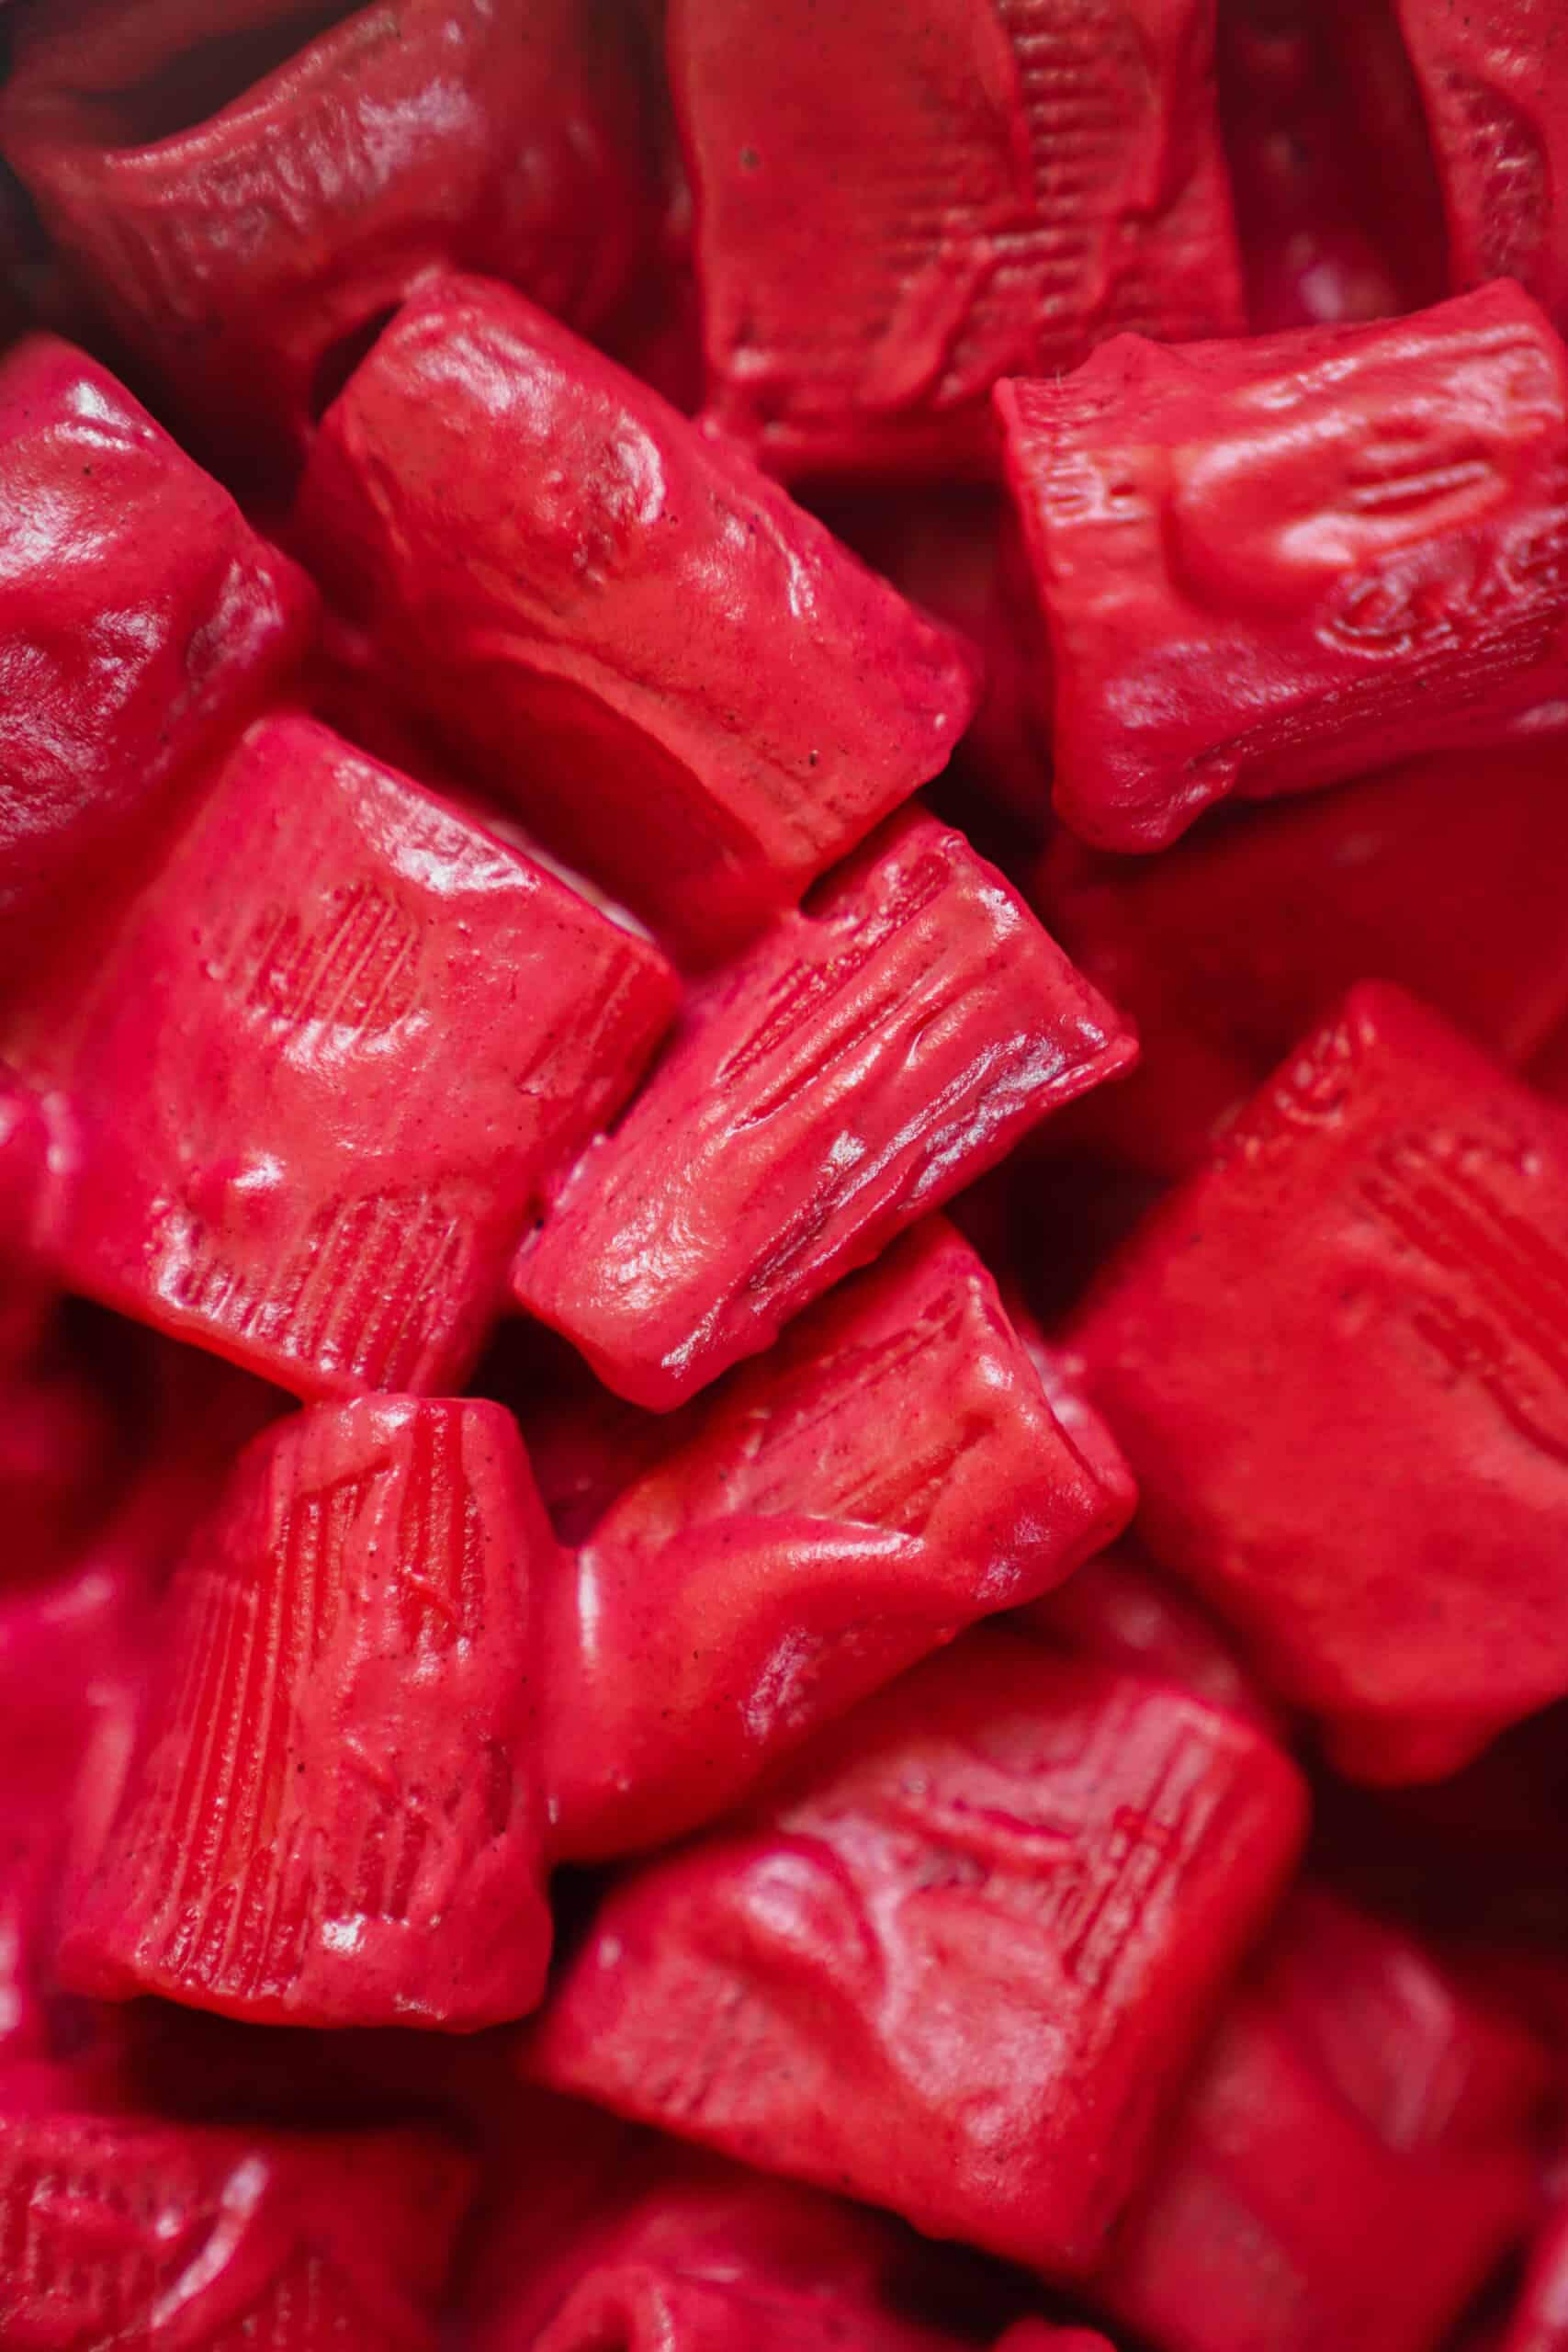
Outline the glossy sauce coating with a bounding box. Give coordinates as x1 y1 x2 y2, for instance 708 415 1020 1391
5 6 1568 2336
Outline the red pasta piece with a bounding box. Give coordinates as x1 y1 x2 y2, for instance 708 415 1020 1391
61 1396 557 2030
0 1071 50 1252
294 273 981 965
0 334 311 948
529 2278 961 2352
817 487 1053 827
0 1067 62 1375
528 1630 1306 2278
1070 980 1568 1783
0 1532 153 2067
1021 1323 1144 1507
516 808 1135 1408
469 2125 1044 2352
0 0 657 484
1016 1540 1284 1738
667 0 1244 481
1306 1692 1568 1993
545 1218 1134 1860
1035 739 1568 1176
1497 2191 1568 2351
1216 0 1439 331
504 1341 686 1549
997 281 1568 851
48 712 675 1400
32 1352 302 1996
999 2335 1119 2352
1090 1889 1549 2352
0 1346 121 1585
1531 1014 1568 1103
0 2109 473 2348
1393 0 1568 334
